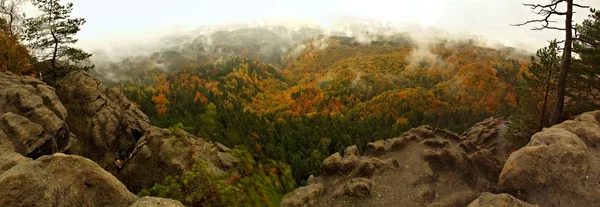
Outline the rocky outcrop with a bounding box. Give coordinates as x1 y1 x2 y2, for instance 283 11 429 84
498 110 600 206
0 153 137 207
55 71 151 170
0 70 240 203
282 111 600 207
282 126 502 207
0 72 74 158
0 153 185 207
467 193 536 207
117 126 235 192
462 117 512 162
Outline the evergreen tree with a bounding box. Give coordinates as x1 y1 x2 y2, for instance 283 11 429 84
24 0 92 75
570 8 600 113
511 41 561 141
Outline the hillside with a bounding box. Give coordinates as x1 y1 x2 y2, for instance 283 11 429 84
1 69 599 207
115 35 530 184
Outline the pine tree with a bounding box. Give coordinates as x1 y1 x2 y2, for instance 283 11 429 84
24 0 92 76
570 8 600 113
523 40 561 131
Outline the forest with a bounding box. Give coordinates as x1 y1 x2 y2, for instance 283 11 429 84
117 18 598 184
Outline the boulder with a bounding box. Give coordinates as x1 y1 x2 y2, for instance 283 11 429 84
467 193 536 207
499 128 589 190
0 153 137 207
55 71 150 169
0 72 73 158
498 124 600 206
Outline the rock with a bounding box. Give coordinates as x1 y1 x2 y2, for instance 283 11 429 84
216 151 238 168
55 71 150 169
0 153 137 207
499 128 589 190
467 193 536 207
461 117 511 162
554 120 600 149
575 110 600 125
284 125 498 207
344 145 359 157
0 72 73 158
280 183 325 207
333 178 374 198
117 127 231 193
321 152 343 175
0 148 31 174
212 142 231 153
130 197 185 207
498 125 600 206
366 140 387 155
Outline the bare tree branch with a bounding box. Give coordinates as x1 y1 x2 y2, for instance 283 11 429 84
572 3 590 8
512 0 589 32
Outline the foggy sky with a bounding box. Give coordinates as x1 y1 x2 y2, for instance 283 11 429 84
24 0 600 53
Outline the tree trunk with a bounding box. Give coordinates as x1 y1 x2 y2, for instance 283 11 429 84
52 39 58 70
49 0 58 77
540 68 553 131
551 0 573 125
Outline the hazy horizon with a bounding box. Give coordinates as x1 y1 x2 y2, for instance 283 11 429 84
22 0 600 56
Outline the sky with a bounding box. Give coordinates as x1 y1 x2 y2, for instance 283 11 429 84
23 0 600 52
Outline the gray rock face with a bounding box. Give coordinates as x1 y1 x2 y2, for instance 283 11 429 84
0 153 137 207
498 110 600 206
55 71 151 169
0 72 73 158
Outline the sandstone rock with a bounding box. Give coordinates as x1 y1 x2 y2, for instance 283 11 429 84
332 178 374 198
500 128 589 190
575 110 600 125
462 117 511 162
55 71 150 169
467 193 536 207
117 127 194 193
130 197 185 207
117 127 230 193
344 145 359 157
321 152 343 175
0 153 137 207
284 125 499 207
0 148 31 174
281 183 325 207
554 120 600 149
0 72 73 158
498 125 600 206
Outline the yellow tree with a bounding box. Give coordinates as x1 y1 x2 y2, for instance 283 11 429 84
0 17 31 74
